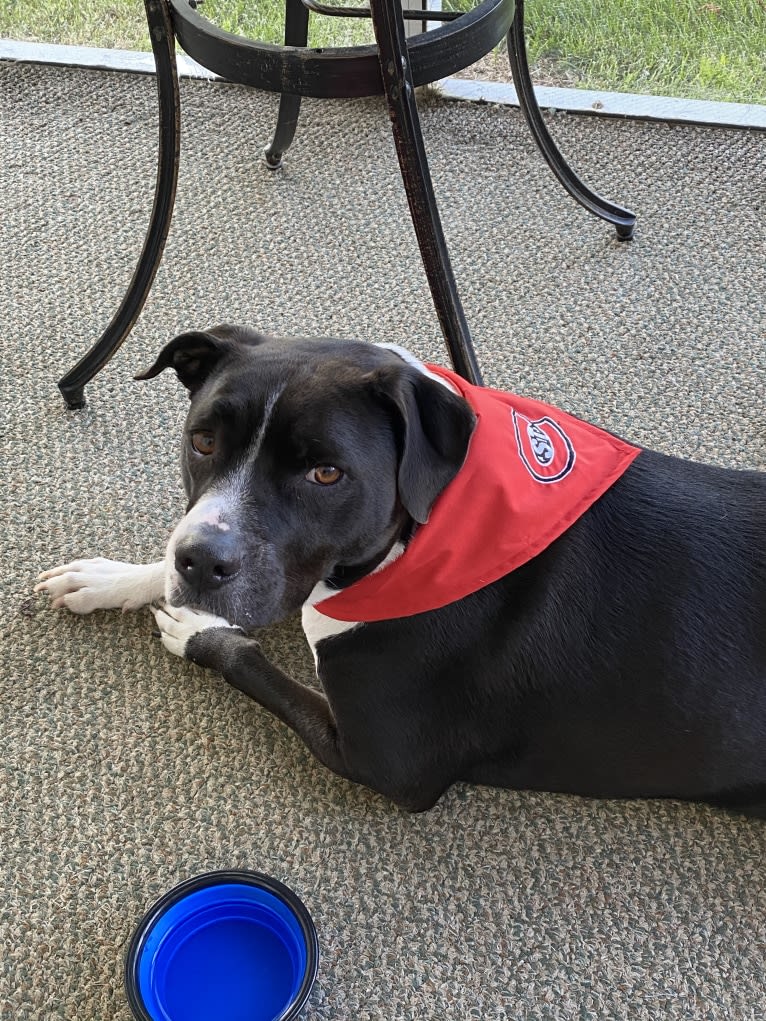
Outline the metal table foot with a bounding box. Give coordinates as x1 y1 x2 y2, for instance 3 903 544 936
57 0 181 408
507 0 636 241
263 0 311 169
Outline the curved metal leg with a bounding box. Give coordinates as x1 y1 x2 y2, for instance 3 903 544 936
369 0 482 386
57 0 181 409
263 0 310 169
507 0 635 241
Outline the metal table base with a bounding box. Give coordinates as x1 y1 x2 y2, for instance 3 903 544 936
58 0 635 408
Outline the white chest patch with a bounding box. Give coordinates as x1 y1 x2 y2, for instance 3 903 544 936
301 542 407 670
301 589 363 671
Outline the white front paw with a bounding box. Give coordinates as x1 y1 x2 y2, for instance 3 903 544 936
35 559 165 613
152 603 238 659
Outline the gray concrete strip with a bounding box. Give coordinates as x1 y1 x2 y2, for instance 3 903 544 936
2 37 765 130
0 37 218 80
440 76 766 131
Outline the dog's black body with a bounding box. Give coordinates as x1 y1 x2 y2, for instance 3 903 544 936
41 327 766 813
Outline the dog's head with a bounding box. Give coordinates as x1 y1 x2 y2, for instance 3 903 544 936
136 325 476 629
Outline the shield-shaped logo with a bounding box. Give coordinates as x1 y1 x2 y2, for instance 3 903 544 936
512 411 576 483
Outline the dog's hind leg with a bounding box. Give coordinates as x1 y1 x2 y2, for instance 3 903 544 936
35 559 165 613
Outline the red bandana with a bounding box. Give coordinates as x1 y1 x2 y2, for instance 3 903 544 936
315 366 640 622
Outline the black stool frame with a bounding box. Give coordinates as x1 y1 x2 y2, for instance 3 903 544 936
58 0 635 408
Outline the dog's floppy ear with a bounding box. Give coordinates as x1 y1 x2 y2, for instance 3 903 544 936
134 324 257 393
372 367 476 524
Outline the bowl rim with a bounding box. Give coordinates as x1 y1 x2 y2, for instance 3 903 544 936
124 868 319 1021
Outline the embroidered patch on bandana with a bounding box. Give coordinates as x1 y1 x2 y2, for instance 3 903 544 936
512 411 576 483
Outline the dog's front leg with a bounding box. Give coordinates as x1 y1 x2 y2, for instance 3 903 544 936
36 559 166 613
153 604 352 782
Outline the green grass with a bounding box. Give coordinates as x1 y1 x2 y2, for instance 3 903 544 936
520 0 766 104
1 0 764 103
0 0 374 50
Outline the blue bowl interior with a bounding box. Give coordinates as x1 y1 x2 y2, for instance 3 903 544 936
133 881 313 1021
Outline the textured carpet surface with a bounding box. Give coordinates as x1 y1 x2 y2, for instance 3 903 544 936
1 60 765 1020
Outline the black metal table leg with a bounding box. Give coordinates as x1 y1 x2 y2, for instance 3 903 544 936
263 0 311 169
507 0 635 241
57 0 181 409
369 0 483 386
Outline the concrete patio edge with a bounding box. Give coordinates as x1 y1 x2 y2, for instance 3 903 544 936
1 37 765 131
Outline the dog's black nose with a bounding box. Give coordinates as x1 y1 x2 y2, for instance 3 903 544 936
174 530 242 591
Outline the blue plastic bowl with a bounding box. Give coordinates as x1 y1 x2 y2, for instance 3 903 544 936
125 870 319 1021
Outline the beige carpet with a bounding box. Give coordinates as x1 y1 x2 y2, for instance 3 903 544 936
1 59 765 1020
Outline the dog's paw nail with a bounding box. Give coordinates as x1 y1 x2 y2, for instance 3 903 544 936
151 629 161 639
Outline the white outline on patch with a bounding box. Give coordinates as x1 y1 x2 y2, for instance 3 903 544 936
512 411 576 483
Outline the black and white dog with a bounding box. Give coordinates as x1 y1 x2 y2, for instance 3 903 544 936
37 326 766 814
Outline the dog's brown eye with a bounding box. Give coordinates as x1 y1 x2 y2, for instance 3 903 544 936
307 465 343 486
191 431 216 456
